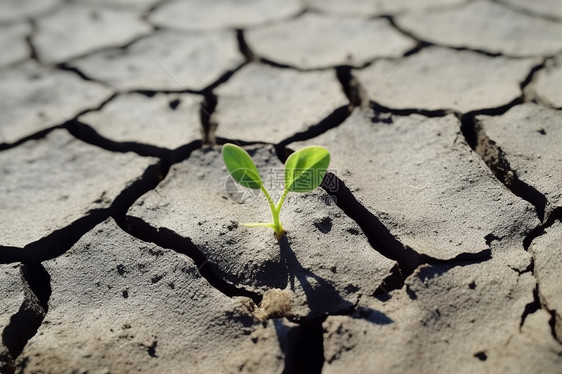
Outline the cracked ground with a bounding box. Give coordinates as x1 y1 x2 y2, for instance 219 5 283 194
1 0 562 373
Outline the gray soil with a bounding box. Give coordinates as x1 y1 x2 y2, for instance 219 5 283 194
1 0 561 373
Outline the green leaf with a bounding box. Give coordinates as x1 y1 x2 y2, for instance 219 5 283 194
285 146 330 193
222 143 262 190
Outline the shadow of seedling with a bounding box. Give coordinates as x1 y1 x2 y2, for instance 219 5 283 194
275 237 394 325
285 237 350 316
351 306 393 325
269 238 393 373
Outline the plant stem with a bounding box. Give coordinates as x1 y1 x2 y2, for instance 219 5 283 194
275 189 288 213
260 184 276 215
260 185 286 238
272 189 288 238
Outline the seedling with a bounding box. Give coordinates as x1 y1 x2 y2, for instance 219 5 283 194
222 144 330 240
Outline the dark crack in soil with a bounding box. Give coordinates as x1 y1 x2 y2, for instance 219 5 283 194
2 263 51 363
2 0 562 372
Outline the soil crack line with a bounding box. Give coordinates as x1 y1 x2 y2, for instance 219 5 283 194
23 18 39 63
461 101 562 342
278 145 495 299
236 29 254 62
122 216 262 304
523 218 562 343
0 92 117 152
388 14 548 59
200 93 218 145
68 119 177 160
494 0 562 23
2 263 52 369
0 210 108 264
0 162 162 264
55 63 109 85
276 105 352 157
282 316 326 374
336 66 368 109
60 30 158 68
462 113 550 222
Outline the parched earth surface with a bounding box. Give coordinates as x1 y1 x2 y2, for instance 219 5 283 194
1 0 562 373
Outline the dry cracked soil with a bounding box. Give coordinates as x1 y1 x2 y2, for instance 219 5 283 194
1 0 562 373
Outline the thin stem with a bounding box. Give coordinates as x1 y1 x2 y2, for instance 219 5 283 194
259 184 286 237
242 222 276 229
270 188 288 238
260 184 276 216
275 189 288 213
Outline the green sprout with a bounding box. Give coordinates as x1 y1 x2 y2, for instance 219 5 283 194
222 143 331 240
